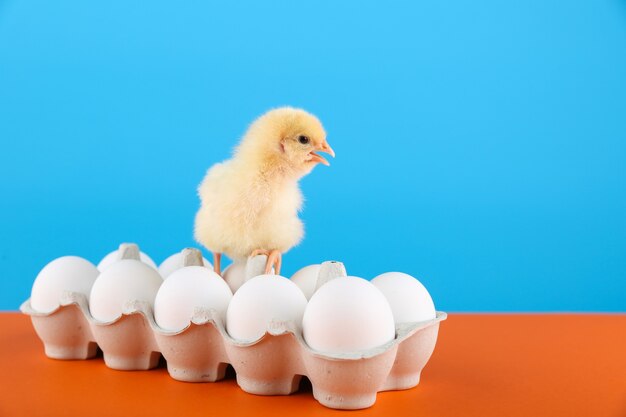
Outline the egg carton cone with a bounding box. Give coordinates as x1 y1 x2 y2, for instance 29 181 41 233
21 249 446 410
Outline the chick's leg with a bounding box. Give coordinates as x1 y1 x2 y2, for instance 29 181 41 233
213 252 222 276
267 250 282 275
250 249 282 275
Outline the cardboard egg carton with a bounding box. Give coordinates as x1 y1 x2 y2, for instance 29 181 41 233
20 252 446 410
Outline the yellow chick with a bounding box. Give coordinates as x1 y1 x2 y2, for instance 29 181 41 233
194 107 335 276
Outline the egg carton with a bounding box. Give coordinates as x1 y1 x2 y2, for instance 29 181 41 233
20 248 446 410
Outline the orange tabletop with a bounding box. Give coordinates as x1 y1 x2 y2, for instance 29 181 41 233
0 313 624 417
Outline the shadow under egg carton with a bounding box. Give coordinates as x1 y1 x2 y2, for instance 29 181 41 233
20 293 446 410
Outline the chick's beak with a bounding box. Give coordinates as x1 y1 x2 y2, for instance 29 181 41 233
309 141 336 166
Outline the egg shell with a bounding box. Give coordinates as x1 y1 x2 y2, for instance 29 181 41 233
371 272 436 323
222 261 247 293
30 256 100 314
154 266 233 332
226 274 308 343
158 252 212 279
290 264 321 300
89 259 163 323
97 248 157 271
303 276 396 353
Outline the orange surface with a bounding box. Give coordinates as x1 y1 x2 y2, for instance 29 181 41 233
0 313 624 417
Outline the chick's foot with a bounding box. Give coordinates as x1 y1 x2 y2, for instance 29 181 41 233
249 249 282 275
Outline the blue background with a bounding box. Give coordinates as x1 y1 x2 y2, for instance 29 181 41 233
1 0 625 312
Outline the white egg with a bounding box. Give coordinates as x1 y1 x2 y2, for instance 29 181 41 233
30 256 100 314
226 274 308 343
89 259 163 322
97 246 157 271
303 277 395 354
158 252 212 279
222 256 276 293
154 266 232 332
371 272 436 323
290 262 348 300
290 264 321 300
222 261 247 293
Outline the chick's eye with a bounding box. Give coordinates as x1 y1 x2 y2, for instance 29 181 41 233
298 135 310 145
